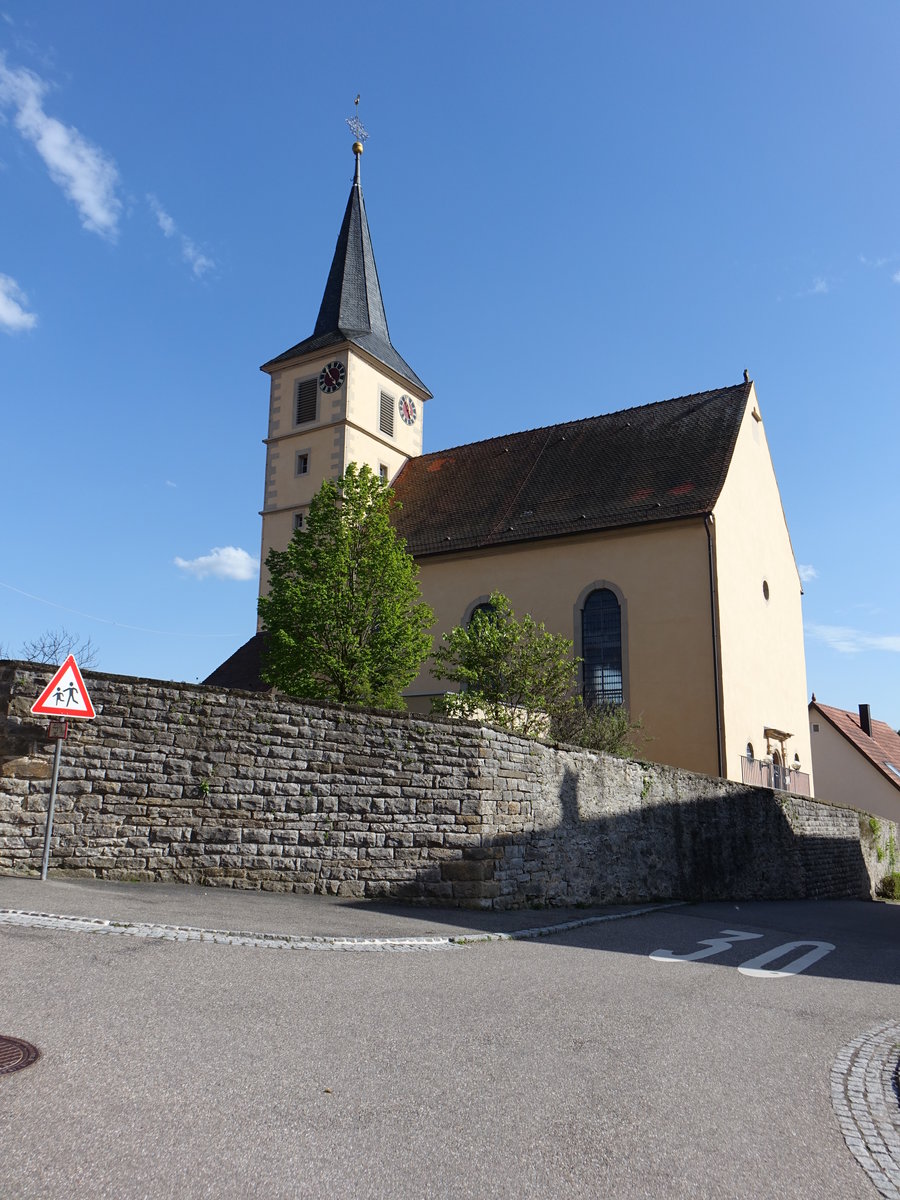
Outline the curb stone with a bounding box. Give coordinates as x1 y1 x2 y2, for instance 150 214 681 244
832 1020 900 1199
0 901 680 953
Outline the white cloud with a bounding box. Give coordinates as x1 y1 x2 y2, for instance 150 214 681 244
0 272 36 332
0 54 121 238
147 193 215 278
808 276 829 295
148 194 176 238
174 546 258 581
798 563 818 583
893 270 900 285
807 623 900 655
165 480 177 488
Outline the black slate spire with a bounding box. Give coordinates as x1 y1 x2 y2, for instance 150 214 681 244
262 146 431 397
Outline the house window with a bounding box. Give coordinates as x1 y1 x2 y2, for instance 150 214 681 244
294 378 317 425
746 743 754 761
293 513 304 532
379 463 389 483
582 588 623 707
380 391 394 437
296 452 309 476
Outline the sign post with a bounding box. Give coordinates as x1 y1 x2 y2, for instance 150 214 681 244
30 656 96 881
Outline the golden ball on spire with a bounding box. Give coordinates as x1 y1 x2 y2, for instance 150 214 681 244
352 140 364 156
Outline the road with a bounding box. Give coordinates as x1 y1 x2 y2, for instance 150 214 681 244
0 879 898 1198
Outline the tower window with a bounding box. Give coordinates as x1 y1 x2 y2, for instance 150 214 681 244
293 513 305 532
295 379 317 425
380 391 394 437
582 588 623 708
379 463 389 483
295 452 309 476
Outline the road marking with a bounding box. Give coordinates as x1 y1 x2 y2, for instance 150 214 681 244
650 928 762 963
738 940 835 977
650 928 836 976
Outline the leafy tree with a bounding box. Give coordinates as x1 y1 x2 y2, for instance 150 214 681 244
20 628 99 668
431 592 580 738
432 591 640 755
258 463 434 708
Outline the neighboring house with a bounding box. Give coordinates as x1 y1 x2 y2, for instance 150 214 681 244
207 139 813 790
809 700 900 823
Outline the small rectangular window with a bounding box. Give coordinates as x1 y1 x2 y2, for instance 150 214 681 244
379 391 394 437
293 513 304 531
296 452 309 476
812 723 819 732
295 379 317 425
379 463 389 483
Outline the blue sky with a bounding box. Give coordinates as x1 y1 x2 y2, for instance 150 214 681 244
2 2 898 728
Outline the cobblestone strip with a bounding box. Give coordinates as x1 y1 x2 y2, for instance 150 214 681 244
832 1021 900 1199
0 902 677 952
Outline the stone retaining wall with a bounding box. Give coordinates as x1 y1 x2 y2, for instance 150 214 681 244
0 661 893 907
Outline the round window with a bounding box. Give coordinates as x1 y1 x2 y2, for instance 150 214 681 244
762 580 770 601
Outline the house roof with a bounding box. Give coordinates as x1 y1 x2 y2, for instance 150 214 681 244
261 153 431 398
810 701 900 793
390 382 752 558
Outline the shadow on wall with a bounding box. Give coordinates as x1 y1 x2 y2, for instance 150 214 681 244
425 766 872 910
0 660 884 913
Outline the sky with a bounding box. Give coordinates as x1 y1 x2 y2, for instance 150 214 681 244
1 2 898 728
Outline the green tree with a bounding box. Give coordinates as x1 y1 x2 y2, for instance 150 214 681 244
431 592 580 738
431 591 640 755
258 464 434 708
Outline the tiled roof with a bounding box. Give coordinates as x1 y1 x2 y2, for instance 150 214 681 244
261 160 431 397
811 702 900 793
391 382 752 557
203 632 271 692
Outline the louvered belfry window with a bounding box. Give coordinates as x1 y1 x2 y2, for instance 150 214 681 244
295 378 317 425
380 391 394 437
582 588 623 707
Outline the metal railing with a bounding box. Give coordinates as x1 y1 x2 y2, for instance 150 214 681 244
741 756 810 796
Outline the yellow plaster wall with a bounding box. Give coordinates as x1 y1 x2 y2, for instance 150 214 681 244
407 520 720 777
809 714 900 823
711 386 813 786
258 346 428 596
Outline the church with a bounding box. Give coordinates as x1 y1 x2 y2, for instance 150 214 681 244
208 136 814 793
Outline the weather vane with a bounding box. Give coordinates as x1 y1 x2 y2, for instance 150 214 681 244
346 94 369 145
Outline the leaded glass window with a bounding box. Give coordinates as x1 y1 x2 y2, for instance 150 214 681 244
582 588 623 707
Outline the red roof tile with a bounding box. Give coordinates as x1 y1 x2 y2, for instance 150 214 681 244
811 702 900 792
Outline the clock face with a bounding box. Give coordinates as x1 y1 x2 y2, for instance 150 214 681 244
399 395 417 426
318 360 345 393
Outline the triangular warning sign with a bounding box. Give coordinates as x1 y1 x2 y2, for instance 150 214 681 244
31 655 96 720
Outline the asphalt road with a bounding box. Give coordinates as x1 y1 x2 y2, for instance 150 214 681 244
0 880 898 1199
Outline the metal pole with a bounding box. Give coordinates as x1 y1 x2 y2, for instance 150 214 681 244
40 736 63 881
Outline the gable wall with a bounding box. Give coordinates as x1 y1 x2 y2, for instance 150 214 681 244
407 519 719 777
810 713 900 824
711 387 813 785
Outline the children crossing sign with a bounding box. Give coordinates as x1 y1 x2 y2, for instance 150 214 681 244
31 655 95 720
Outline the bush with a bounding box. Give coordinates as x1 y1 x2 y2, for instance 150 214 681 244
550 702 641 757
877 872 900 900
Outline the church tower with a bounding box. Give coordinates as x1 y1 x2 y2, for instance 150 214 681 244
257 136 431 593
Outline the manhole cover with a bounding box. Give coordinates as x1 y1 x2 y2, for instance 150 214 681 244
0 1035 40 1076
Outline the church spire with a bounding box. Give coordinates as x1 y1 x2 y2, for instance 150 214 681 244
262 125 431 398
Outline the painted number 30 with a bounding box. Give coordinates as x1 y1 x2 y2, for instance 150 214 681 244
649 929 835 977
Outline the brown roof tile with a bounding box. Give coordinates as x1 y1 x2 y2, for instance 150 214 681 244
390 382 751 557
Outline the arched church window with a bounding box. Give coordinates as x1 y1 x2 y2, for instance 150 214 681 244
469 601 497 628
582 588 623 708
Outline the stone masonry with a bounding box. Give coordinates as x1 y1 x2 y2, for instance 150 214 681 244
0 661 894 908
